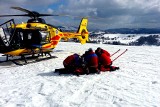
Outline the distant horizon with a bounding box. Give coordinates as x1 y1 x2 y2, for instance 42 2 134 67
89 27 160 30
89 27 160 34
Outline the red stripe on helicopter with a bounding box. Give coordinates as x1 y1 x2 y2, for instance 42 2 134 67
63 34 68 36
51 35 61 41
42 41 59 49
59 34 63 37
52 41 59 45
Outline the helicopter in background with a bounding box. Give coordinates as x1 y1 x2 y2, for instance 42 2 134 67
0 7 89 64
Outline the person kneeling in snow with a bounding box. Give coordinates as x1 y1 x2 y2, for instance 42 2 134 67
95 47 119 72
55 53 87 76
82 48 100 74
95 47 110 57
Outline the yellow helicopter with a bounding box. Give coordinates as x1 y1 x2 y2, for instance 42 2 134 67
0 7 89 64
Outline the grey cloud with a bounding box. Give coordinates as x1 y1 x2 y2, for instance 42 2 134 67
58 0 160 29
0 0 58 14
0 0 58 24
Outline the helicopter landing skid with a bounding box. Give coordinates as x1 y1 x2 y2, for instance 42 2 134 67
0 54 57 66
11 55 58 66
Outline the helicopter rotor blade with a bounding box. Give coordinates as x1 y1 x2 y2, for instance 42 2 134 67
11 6 37 17
11 7 57 17
0 14 29 17
38 14 58 17
1 7 89 19
11 7 32 14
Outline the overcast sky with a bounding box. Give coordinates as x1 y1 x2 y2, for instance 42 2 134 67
0 0 160 30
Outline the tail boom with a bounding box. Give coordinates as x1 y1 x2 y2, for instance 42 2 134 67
61 18 89 44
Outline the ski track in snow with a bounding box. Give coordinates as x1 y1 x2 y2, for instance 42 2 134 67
0 42 160 107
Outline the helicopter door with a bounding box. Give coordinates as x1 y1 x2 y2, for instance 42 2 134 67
0 28 7 52
0 22 15 46
0 28 6 46
31 30 42 47
22 30 42 49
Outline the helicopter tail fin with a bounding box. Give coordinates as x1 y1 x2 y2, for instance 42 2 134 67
62 18 89 44
76 18 89 44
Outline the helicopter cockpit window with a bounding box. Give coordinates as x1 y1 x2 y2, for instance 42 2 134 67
39 31 50 44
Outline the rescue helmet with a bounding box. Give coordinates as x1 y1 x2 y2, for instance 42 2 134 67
97 47 101 51
88 48 93 51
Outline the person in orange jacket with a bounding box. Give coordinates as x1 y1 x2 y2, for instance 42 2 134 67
95 47 119 72
82 48 99 74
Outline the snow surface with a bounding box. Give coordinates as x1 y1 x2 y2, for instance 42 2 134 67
0 42 160 107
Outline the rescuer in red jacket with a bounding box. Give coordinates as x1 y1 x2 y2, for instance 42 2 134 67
82 48 99 74
95 47 119 71
95 47 110 57
55 53 84 76
62 53 81 74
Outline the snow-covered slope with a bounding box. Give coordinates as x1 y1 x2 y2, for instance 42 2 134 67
0 42 160 107
90 33 160 46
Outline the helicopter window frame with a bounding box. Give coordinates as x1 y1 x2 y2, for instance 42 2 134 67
39 30 50 44
21 29 51 48
0 27 15 46
0 19 16 46
9 29 42 48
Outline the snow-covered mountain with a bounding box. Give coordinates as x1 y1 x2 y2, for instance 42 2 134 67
106 28 160 34
89 32 160 46
0 42 160 107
